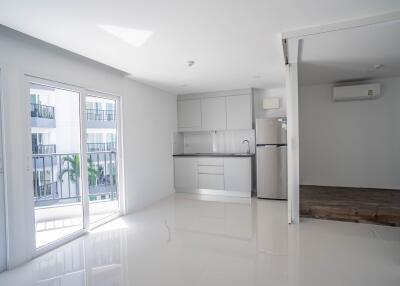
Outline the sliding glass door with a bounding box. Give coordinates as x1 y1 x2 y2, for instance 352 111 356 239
30 81 84 248
85 94 120 226
29 77 122 250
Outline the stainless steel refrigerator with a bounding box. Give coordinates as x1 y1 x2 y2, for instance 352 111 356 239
256 118 287 199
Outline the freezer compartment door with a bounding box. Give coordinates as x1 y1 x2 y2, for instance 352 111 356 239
256 118 287 145
256 145 287 199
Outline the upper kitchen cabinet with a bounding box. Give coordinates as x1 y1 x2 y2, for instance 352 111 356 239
177 99 201 131
201 97 226 130
177 89 253 132
226 94 252 130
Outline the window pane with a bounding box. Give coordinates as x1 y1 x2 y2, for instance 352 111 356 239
31 82 83 248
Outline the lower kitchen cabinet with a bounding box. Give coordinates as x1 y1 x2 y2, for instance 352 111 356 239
198 174 225 190
174 157 198 189
224 157 251 192
174 156 252 196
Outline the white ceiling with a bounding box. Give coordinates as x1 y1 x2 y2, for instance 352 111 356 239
0 1 400 94
299 20 400 85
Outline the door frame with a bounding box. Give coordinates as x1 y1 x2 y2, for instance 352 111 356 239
26 75 89 255
84 89 125 229
24 75 125 256
0 67 8 271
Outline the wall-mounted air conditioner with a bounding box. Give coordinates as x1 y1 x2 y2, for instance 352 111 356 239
332 83 380 102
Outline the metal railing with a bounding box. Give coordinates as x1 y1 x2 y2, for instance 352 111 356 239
33 151 118 207
86 109 115 121
87 142 116 152
31 103 55 119
32 144 57 154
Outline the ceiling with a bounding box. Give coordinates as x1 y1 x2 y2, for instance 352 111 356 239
0 1 400 94
299 20 400 85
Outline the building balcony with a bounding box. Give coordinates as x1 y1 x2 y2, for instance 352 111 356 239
32 144 57 154
31 103 56 128
87 142 116 152
33 151 118 247
85 109 116 129
33 151 117 207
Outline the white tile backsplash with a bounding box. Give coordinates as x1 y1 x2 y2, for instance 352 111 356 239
173 130 255 154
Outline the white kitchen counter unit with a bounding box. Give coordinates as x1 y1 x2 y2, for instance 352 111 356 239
173 155 252 197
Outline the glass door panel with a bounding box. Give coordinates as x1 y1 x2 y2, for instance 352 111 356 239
85 95 119 225
30 82 84 248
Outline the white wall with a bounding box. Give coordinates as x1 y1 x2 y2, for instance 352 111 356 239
299 77 400 189
0 26 176 268
253 87 287 119
0 83 6 272
176 130 255 154
123 80 176 212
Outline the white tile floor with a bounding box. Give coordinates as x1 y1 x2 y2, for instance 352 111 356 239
1 193 399 286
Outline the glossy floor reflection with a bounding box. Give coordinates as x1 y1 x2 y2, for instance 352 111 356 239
1 193 399 286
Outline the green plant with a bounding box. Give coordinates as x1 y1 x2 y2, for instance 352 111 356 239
58 155 102 194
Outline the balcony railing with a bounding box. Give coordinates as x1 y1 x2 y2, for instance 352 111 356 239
32 144 57 154
87 142 116 152
86 109 115 121
31 103 55 119
33 151 117 207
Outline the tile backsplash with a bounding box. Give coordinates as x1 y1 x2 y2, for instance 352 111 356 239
173 130 255 154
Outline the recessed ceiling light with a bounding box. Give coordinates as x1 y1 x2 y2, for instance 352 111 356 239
368 64 384 72
373 64 384 70
98 24 153 47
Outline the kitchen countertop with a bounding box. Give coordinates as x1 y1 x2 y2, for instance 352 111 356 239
173 153 255 157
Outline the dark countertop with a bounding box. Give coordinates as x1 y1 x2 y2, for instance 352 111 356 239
173 153 255 158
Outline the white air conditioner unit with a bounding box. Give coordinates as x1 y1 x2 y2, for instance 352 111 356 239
332 83 380 101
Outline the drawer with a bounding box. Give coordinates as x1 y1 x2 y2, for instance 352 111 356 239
198 165 224 175
198 174 225 190
198 157 224 166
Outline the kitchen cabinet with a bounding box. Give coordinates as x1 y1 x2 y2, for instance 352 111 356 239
198 174 225 190
177 89 253 132
177 99 201 131
201 97 226 130
197 158 225 190
226 94 252 130
224 157 251 192
174 157 198 189
174 156 252 196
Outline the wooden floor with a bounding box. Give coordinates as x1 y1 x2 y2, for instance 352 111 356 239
300 185 400 226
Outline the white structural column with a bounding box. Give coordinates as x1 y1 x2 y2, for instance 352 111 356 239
285 39 300 224
0 69 7 272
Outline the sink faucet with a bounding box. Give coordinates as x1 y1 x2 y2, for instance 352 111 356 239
242 139 250 154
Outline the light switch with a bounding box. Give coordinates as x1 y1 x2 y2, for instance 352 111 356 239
263 98 280 110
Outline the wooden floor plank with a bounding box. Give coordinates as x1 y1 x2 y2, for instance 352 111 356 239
300 185 400 226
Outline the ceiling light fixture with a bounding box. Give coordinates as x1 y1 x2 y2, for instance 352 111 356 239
98 24 153 47
368 64 384 72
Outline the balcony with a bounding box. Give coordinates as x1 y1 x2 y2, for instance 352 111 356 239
33 151 119 247
31 103 56 128
33 151 117 207
87 142 116 152
32 144 57 154
85 109 116 129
